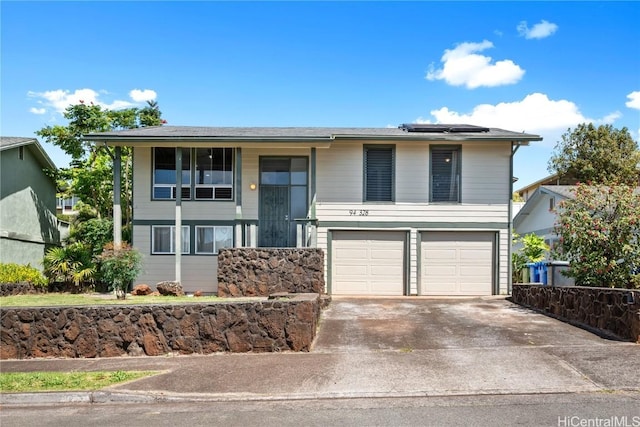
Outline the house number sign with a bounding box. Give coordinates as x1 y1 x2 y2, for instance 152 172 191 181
348 209 369 216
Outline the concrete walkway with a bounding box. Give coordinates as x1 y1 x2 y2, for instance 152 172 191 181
2 297 639 404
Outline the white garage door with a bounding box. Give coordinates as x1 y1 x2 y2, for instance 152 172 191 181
420 232 494 296
332 231 405 295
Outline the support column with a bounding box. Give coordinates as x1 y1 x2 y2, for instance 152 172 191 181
175 148 182 284
235 147 243 247
113 146 122 249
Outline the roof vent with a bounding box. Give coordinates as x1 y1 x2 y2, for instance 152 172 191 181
399 124 490 133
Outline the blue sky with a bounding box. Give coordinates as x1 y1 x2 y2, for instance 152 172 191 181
1 1 639 188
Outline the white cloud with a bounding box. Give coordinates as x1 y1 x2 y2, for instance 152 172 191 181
416 92 621 145
426 40 525 89
597 111 622 125
27 88 157 116
27 88 103 113
129 89 157 103
517 20 558 39
626 91 640 110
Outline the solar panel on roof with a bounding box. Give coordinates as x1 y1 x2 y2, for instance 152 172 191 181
399 124 490 133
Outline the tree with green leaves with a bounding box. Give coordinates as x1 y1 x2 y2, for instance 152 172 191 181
548 123 640 185
553 184 640 288
37 100 163 293
37 100 164 235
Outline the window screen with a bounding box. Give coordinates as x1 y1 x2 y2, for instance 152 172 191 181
431 147 460 202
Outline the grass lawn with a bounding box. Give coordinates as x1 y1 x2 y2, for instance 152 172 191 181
0 292 228 307
0 371 158 393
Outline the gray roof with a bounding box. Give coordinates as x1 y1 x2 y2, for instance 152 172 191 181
0 136 37 150
539 185 577 199
514 184 640 228
0 137 57 170
84 125 542 143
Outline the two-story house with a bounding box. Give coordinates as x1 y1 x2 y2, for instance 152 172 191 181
86 124 541 296
0 137 60 270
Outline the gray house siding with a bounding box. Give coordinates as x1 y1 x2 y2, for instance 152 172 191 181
0 139 59 270
132 142 513 294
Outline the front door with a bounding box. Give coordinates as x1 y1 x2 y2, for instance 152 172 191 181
259 157 308 247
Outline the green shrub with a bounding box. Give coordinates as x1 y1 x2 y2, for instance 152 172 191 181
553 184 640 287
97 243 142 299
512 233 549 283
43 243 96 293
0 263 47 287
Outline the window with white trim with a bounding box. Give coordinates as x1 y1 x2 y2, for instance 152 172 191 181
152 225 190 254
194 148 233 200
431 146 461 203
153 148 191 200
195 226 233 254
153 148 234 201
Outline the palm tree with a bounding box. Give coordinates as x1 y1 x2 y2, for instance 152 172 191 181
43 243 96 292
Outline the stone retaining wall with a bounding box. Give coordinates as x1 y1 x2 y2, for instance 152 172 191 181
0 294 321 359
217 248 324 297
512 284 640 343
0 282 46 297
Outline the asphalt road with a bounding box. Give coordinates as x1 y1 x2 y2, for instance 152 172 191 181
2 392 640 427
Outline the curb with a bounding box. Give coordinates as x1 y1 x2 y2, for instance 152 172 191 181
1 385 612 406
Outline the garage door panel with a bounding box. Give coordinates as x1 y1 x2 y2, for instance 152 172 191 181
335 247 368 258
460 249 491 261
332 231 405 296
430 266 457 276
424 249 457 260
338 280 368 293
459 265 490 276
334 265 368 276
421 232 494 296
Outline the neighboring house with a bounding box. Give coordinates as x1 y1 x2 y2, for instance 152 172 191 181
514 184 640 253
516 173 578 202
56 195 80 216
0 137 60 270
86 124 541 296
512 185 576 251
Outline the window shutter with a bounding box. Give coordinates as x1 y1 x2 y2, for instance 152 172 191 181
365 147 393 202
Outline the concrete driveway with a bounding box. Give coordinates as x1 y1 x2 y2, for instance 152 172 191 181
310 296 640 396
314 296 614 351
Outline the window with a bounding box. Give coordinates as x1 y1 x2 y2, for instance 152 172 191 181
549 197 556 211
153 147 234 200
364 146 394 202
57 196 80 214
152 226 190 254
431 146 460 202
153 148 191 199
195 148 233 200
195 226 233 254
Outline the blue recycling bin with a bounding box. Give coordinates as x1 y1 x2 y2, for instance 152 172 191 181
537 262 548 285
527 261 549 284
527 263 540 283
